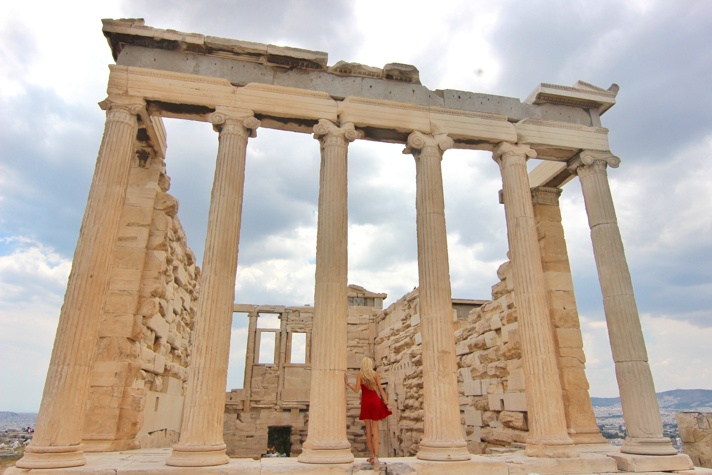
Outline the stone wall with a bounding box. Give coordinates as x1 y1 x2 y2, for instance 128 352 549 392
224 306 312 458
454 262 528 453
374 289 423 456
677 412 712 468
82 139 199 452
374 274 522 456
224 286 384 459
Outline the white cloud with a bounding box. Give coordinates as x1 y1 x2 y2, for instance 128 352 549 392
0 237 69 411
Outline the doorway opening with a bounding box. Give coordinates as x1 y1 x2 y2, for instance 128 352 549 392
267 426 292 456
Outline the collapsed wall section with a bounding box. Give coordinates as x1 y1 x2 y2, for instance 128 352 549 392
82 141 200 451
223 286 384 459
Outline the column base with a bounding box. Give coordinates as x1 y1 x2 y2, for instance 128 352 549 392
620 436 679 455
416 440 471 461
166 443 229 467
15 444 86 469
298 442 353 464
570 431 609 445
525 438 579 458
610 452 693 472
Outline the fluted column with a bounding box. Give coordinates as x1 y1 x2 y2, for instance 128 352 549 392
167 113 260 467
299 120 362 464
16 97 144 469
493 142 577 458
405 131 470 461
568 151 676 455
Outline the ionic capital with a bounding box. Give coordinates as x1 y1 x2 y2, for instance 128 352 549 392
403 131 453 158
567 150 621 175
313 120 364 145
98 96 146 125
209 112 261 138
492 142 537 166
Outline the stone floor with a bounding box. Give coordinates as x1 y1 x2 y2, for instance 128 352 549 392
3 447 711 475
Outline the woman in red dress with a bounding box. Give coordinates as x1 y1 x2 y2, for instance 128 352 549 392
344 357 392 467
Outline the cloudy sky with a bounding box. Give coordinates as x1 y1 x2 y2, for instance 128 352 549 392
1 0 711 412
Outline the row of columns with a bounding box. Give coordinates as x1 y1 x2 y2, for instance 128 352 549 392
17 99 675 469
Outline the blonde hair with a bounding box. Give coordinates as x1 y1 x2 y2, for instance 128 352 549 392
359 357 377 390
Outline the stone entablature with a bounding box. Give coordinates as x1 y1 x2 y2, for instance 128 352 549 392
102 19 611 158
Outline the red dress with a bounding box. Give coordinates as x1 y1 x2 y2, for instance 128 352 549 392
359 384 392 421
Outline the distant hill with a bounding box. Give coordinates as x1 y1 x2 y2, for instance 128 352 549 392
0 412 37 431
591 389 712 410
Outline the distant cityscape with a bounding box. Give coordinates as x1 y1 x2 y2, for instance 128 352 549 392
592 389 712 450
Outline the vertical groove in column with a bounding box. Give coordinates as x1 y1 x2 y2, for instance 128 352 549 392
408 132 469 461
572 155 675 454
495 143 575 457
18 103 139 469
168 118 255 467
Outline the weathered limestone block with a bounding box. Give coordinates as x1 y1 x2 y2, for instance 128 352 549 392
90 361 140 388
140 277 167 298
677 412 712 468
137 297 160 317
98 313 142 339
96 336 140 362
145 314 169 339
491 280 509 299
503 392 527 412
555 327 584 348
143 250 168 273
116 225 151 249
104 290 140 314
560 367 591 391
463 380 483 397
500 411 527 431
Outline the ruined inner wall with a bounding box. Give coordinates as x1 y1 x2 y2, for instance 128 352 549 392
82 141 200 451
373 190 602 455
224 286 384 459
224 306 313 458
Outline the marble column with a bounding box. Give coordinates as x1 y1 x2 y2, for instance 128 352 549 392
531 186 606 445
493 142 577 458
568 151 677 455
167 113 260 467
299 120 362 464
405 131 470 461
16 97 144 469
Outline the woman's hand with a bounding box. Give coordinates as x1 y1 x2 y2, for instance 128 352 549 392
344 374 349 384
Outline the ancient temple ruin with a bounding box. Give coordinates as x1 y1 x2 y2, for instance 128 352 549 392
10 18 698 474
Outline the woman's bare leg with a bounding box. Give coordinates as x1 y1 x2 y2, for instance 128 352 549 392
371 420 380 466
364 420 374 462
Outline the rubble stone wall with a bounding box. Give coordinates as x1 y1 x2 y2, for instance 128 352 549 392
374 269 526 456
677 412 712 468
83 149 199 451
